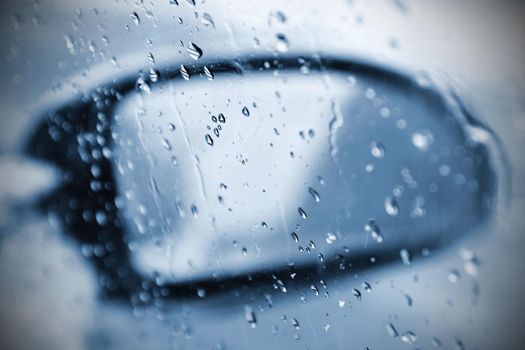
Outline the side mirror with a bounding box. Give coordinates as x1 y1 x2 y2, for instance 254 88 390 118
24 54 501 303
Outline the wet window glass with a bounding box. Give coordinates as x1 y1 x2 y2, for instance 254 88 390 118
0 1 524 349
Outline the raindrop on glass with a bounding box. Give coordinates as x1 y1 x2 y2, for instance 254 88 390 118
365 219 383 243
201 12 215 28
386 323 398 338
244 306 257 328
431 337 442 348
411 130 434 151
205 134 214 146
275 33 289 53
180 64 190 80
203 66 214 80
135 77 151 94
291 318 300 330
448 269 460 283
400 249 411 266
400 331 417 344
187 42 203 60
190 204 198 218
130 12 140 25
298 207 307 219
325 232 337 244
308 187 321 203
384 196 399 216
370 140 385 158
161 138 172 150
149 68 159 83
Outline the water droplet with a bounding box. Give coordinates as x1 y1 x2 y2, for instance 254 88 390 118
135 77 151 94
242 106 250 117
439 164 451 176
411 195 426 217
400 249 411 266
290 231 299 243
299 61 311 75
138 291 151 303
365 88 376 100
187 42 203 60
403 293 413 306
291 318 300 330
455 339 465 350
308 187 321 202
273 11 287 23
412 130 434 151
298 207 307 219
365 219 383 243
464 260 479 277
311 285 319 296
149 69 159 82
379 106 391 118
147 52 155 64
190 204 198 217
352 288 362 301
95 211 107 226
370 140 385 158
431 337 442 348
386 323 398 338
201 12 215 28
362 282 372 292
196 288 206 298
203 66 214 80
161 138 172 150
130 12 140 25
244 306 257 328
180 64 190 80
90 165 101 178
384 196 399 216
325 232 337 244
422 248 430 257
448 269 460 283
400 331 417 344
275 33 289 53
205 134 214 146
110 56 119 68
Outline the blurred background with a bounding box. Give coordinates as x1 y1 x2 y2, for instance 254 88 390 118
0 0 524 349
